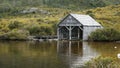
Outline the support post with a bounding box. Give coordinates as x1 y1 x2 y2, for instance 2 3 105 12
57 28 59 40
78 28 80 39
57 41 59 53
69 26 72 40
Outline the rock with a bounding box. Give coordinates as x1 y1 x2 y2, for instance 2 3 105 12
39 9 50 14
20 7 39 14
20 7 50 14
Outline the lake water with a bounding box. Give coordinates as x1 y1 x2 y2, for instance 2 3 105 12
0 41 120 68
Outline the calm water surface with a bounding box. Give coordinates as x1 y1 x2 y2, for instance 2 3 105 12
0 41 120 68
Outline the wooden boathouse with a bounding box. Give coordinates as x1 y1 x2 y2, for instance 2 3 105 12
57 13 102 40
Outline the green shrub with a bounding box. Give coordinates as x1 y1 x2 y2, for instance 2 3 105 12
42 26 54 35
0 3 13 13
27 25 54 36
89 28 120 41
0 29 29 40
8 21 23 30
27 25 40 36
83 56 120 68
52 23 57 35
8 29 29 40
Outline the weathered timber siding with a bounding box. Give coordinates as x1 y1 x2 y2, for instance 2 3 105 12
83 26 102 40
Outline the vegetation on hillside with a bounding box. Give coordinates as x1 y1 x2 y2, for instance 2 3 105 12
84 5 120 31
0 7 71 40
86 5 120 41
0 1 120 40
0 0 120 13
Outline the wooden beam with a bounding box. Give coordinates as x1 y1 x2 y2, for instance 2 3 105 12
65 26 69 30
71 26 75 30
79 26 83 30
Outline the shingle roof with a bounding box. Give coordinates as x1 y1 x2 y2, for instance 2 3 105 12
70 13 101 26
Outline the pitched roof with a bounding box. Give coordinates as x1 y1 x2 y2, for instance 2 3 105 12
70 13 101 26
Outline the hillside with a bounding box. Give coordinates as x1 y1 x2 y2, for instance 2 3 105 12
84 5 120 30
0 0 120 14
0 4 120 40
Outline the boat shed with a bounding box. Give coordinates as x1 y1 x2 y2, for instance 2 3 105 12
57 13 102 40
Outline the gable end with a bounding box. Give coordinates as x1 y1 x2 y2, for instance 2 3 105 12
58 14 82 26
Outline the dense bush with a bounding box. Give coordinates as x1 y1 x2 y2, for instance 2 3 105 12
8 29 29 40
89 28 120 41
27 25 54 36
8 21 23 30
82 57 120 68
89 0 106 7
0 29 29 40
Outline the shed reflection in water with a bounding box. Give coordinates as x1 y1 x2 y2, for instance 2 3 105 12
57 41 99 68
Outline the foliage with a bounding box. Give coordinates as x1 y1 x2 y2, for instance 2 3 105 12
0 0 119 14
84 5 120 31
0 2 119 40
0 29 29 40
27 25 54 36
89 0 106 7
83 56 120 68
0 3 13 13
89 28 120 41
8 21 23 30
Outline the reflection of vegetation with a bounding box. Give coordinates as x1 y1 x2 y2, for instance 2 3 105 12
88 42 120 57
0 41 57 57
83 56 120 68
0 41 68 68
89 28 120 41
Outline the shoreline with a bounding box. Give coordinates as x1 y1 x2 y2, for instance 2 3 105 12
0 39 119 43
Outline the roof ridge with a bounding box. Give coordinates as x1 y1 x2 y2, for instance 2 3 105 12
70 13 89 16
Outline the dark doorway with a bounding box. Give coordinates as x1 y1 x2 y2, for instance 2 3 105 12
72 26 83 40
60 26 69 40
